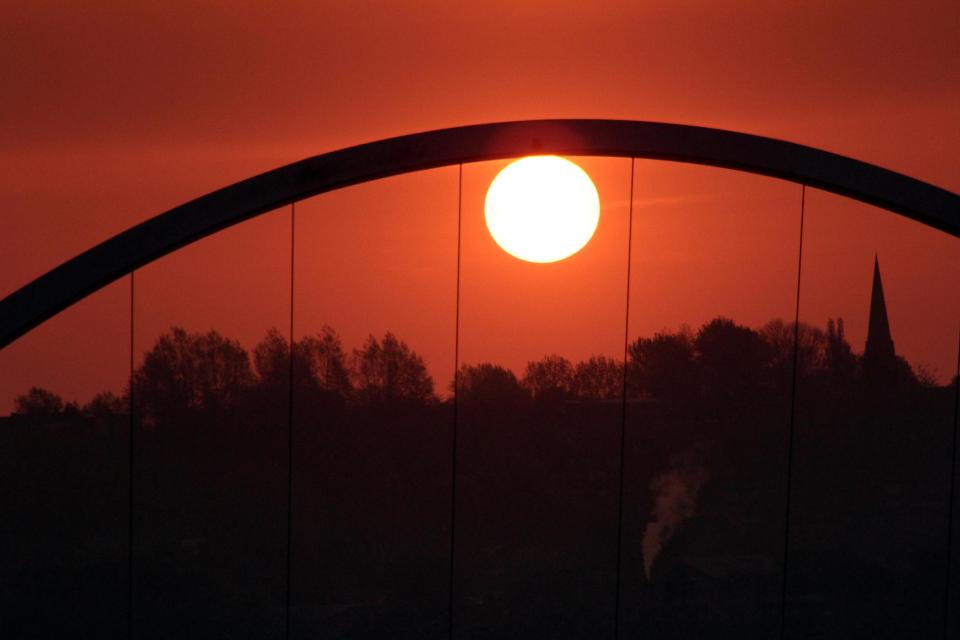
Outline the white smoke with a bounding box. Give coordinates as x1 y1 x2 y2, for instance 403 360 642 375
642 460 708 580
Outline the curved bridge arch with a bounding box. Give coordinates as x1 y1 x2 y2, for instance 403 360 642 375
1 118 958 348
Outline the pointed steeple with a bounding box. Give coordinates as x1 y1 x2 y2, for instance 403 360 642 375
864 254 895 365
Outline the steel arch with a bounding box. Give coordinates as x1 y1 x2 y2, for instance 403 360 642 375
1 119 958 348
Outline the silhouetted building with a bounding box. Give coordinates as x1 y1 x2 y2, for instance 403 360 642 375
863 255 897 383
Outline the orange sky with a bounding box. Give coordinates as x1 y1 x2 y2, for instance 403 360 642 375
1 2 958 413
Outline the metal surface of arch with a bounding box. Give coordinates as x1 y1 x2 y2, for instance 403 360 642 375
2 118 959 348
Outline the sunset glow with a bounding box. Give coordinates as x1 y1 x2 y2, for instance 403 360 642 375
2 5 959 637
484 156 600 263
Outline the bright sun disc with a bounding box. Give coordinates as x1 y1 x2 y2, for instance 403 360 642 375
484 155 600 263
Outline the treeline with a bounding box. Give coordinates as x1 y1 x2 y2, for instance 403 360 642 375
3 315 957 638
9 315 945 422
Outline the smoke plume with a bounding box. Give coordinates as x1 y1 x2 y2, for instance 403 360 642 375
642 458 708 580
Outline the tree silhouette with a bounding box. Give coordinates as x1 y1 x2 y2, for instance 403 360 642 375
522 354 574 401
825 317 857 384
571 355 622 400
298 326 352 397
13 386 64 417
628 331 696 401
351 332 434 405
83 391 127 417
694 318 769 402
133 327 255 424
253 326 352 399
761 319 827 393
252 328 289 391
455 363 528 406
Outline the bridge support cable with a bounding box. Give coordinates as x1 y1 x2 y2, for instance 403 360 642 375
779 184 806 639
128 271 135 638
613 157 636 640
285 203 296 639
448 164 464 640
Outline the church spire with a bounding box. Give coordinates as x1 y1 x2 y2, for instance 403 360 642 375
864 254 895 366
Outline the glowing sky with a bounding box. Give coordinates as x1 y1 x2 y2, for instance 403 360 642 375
1 2 958 413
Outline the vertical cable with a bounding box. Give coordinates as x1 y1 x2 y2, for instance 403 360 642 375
128 270 135 639
779 184 806 639
448 164 463 640
285 202 295 639
613 157 636 640
944 326 960 639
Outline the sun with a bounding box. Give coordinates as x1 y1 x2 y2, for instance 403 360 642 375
484 156 600 263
